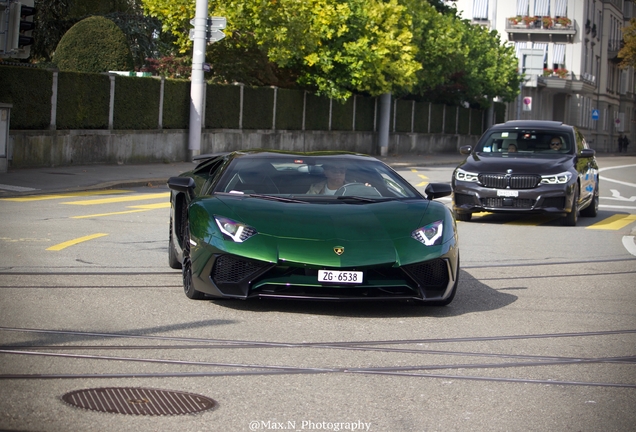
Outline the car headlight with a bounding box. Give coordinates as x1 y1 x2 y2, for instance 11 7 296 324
214 216 257 243
540 172 572 185
454 168 479 182
412 221 444 246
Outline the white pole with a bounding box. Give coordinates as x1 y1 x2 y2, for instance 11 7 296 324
188 0 209 161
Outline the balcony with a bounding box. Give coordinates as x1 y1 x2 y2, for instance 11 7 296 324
506 16 576 43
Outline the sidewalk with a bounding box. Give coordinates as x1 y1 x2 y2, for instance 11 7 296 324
0 153 466 198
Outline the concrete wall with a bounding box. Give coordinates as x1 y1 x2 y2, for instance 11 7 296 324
7 129 479 168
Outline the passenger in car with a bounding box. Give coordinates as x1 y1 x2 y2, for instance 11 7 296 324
549 137 563 151
307 162 348 195
507 143 517 152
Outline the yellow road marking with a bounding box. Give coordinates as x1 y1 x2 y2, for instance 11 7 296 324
587 214 636 230
1 190 132 202
62 192 170 205
71 202 171 219
417 174 429 180
46 233 108 251
417 181 429 187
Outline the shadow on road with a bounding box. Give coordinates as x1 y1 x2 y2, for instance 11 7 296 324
209 269 517 318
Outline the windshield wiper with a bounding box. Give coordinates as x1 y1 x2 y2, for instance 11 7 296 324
248 194 309 204
336 196 394 203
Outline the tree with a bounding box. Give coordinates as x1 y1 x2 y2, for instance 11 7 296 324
142 0 420 100
618 18 636 69
400 0 520 108
54 16 134 73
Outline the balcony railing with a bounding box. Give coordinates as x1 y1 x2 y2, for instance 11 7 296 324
506 16 576 43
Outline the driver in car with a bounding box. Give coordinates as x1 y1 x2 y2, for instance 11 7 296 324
307 162 348 195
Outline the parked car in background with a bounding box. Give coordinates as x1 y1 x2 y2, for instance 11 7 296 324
452 120 599 226
168 151 460 305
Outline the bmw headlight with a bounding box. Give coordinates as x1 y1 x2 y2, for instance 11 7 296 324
540 172 572 185
454 168 479 182
214 216 257 243
412 221 444 246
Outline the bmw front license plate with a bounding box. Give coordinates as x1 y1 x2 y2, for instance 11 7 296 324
318 270 363 284
497 189 518 197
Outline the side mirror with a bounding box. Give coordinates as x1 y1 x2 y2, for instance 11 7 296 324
579 148 595 159
425 183 452 200
168 176 196 197
460 145 472 155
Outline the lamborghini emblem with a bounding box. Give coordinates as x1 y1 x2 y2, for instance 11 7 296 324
333 246 344 256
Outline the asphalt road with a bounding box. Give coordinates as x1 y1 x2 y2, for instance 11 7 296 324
0 158 634 432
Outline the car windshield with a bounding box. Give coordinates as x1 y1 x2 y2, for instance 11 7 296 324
475 130 574 156
213 156 420 199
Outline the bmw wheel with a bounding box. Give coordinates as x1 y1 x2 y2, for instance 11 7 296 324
580 183 599 218
563 186 579 226
182 221 205 300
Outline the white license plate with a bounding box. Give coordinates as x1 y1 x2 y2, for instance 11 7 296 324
497 189 518 197
318 270 363 284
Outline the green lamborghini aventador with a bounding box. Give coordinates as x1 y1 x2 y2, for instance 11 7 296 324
167 150 459 305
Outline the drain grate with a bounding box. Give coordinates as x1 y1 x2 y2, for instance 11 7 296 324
62 387 217 416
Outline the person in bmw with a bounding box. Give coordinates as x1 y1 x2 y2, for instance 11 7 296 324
452 120 599 226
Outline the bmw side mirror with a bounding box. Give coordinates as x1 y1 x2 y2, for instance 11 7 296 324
579 148 595 159
425 183 452 200
459 145 472 155
168 177 196 198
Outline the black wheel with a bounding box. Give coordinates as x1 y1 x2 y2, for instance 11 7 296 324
168 218 182 270
562 186 579 226
455 212 472 222
182 222 205 300
580 183 599 218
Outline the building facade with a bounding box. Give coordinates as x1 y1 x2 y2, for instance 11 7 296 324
449 0 635 152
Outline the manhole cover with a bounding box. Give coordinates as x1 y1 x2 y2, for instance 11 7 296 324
62 387 217 416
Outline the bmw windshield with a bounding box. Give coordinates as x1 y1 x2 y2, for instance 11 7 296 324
474 129 575 157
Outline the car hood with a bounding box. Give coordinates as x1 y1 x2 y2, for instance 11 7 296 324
190 195 451 267
460 153 574 174
215 195 431 240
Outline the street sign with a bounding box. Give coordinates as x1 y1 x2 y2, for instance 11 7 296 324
591 109 599 121
522 96 532 112
207 17 226 29
207 29 225 42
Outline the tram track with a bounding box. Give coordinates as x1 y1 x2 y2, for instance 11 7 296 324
1 326 634 388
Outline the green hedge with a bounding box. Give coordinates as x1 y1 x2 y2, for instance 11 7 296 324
395 99 413 133
206 84 241 129
163 79 190 129
444 106 457 134
429 104 444 134
331 98 354 131
275 88 303 130
354 96 375 132
457 107 470 135
113 76 160 129
0 66 52 129
305 93 330 131
0 65 487 135
413 101 429 133
242 86 274 130
57 71 109 129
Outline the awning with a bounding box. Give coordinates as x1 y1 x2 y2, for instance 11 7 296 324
533 43 548 63
515 41 530 57
472 0 488 19
555 0 567 17
534 0 550 16
517 0 529 16
553 44 566 65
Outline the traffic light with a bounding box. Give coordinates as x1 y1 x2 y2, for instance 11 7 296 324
0 0 35 59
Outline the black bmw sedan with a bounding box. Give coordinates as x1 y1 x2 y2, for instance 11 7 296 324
452 120 599 226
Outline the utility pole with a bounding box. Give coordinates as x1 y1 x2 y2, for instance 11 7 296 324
188 0 209 161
